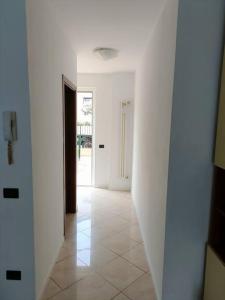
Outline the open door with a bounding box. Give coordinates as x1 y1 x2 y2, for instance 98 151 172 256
62 75 77 227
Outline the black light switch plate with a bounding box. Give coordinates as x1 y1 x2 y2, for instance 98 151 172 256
99 144 105 148
3 188 19 199
6 270 21 280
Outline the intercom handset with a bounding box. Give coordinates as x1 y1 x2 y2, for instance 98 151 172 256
3 112 17 164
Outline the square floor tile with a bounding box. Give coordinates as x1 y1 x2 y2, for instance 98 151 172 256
97 257 144 291
123 274 156 300
63 232 92 250
76 212 106 228
51 256 92 289
65 217 96 237
76 218 94 231
104 215 129 226
45 188 156 300
41 279 61 300
120 213 139 225
112 293 130 300
122 244 149 272
95 206 121 217
121 225 143 242
82 225 118 241
101 232 139 255
103 221 131 234
77 245 118 267
50 273 119 300
56 246 75 262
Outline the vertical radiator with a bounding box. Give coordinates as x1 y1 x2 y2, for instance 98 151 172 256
120 100 130 179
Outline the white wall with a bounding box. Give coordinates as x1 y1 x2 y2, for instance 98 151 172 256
26 0 77 298
162 1 225 299
78 73 134 190
132 0 178 299
0 1 35 299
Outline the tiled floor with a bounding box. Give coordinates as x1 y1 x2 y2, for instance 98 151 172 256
41 187 156 300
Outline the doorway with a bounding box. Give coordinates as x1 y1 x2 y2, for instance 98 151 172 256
77 91 94 186
62 75 77 215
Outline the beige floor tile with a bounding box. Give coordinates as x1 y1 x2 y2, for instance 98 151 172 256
123 274 156 300
56 246 75 262
82 225 118 241
65 217 96 237
101 232 139 255
77 245 118 267
103 221 131 234
112 293 130 300
121 225 143 242
95 206 121 217
75 212 106 228
46 188 155 300
97 257 144 291
105 222 130 233
122 244 149 272
51 256 92 289
63 232 91 250
41 279 61 300
63 232 100 254
50 273 119 300
118 206 136 215
119 211 139 224
105 215 129 226
76 218 93 231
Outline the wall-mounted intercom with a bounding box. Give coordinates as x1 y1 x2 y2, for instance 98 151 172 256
3 111 17 165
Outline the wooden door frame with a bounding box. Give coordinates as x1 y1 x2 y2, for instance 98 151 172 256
62 75 77 234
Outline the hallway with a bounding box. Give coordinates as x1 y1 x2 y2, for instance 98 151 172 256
42 188 156 300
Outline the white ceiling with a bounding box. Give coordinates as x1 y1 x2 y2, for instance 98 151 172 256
49 0 165 73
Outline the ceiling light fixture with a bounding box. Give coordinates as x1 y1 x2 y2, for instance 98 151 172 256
93 47 119 61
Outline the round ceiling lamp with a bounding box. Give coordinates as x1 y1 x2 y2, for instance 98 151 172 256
93 47 119 61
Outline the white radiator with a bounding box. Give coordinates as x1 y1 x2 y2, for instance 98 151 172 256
120 100 131 179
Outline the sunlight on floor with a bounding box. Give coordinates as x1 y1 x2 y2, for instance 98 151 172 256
41 187 156 300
